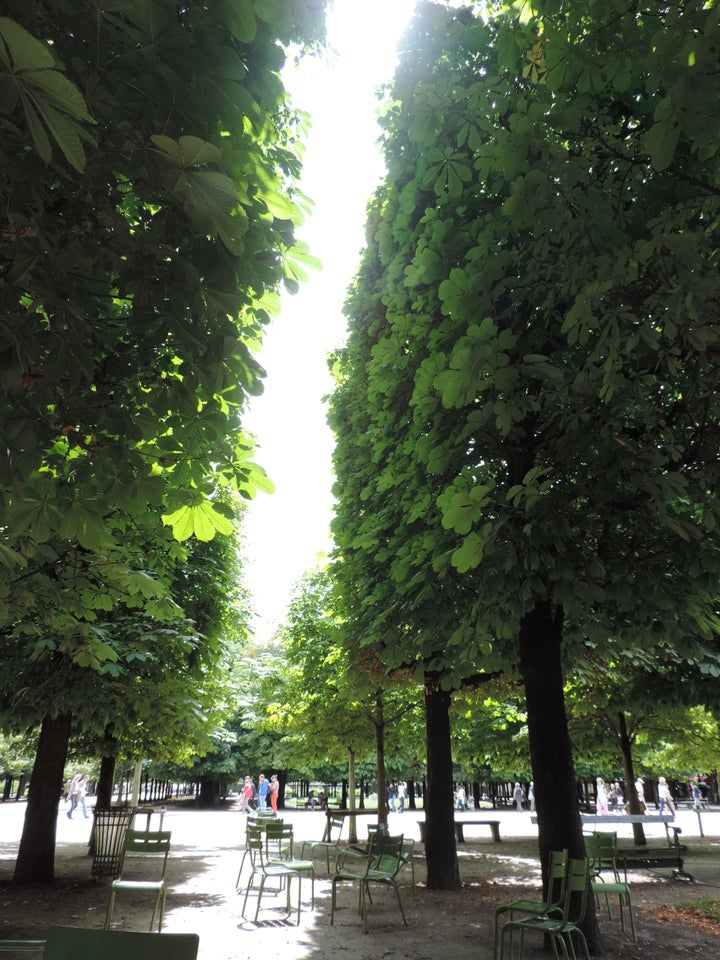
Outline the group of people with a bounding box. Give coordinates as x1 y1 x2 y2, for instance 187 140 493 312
595 775 678 816
238 773 279 814
64 773 91 819
512 782 534 812
387 781 407 812
594 777 625 813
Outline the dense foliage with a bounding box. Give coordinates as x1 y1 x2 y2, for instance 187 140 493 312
329 0 720 906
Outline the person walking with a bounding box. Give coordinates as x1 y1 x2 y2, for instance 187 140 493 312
691 777 704 811
634 777 646 812
76 775 91 818
657 776 676 817
257 773 269 810
239 776 253 813
513 782 524 811
455 783 466 812
528 781 535 812
66 774 81 819
269 774 279 813
596 777 609 815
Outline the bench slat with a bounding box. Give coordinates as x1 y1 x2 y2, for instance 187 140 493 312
417 819 502 843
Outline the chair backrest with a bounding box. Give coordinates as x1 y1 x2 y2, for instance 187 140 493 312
585 833 619 881
118 830 172 880
546 848 569 906
123 829 172 854
245 824 266 867
326 816 345 843
44 927 198 960
264 821 293 856
560 858 591 926
368 833 404 877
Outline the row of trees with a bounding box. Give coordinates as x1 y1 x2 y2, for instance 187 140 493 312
324 0 720 950
0 0 326 881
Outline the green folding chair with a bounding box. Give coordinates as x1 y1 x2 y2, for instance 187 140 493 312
105 830 172 932
300 814 346 873
499 858 591 960
585 833 637 942
493 848 568 960
240 825 304 924
331 832 408 933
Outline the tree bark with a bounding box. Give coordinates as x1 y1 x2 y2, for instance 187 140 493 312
424 673 460 890
617 710 647 845
14 713 72 883
519 600 601 952
347 747 358 845
95 728 118 809
374 689 387 830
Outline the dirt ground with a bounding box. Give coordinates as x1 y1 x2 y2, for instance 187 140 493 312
1 801 719 959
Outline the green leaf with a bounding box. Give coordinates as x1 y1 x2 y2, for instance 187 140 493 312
0 17 55 71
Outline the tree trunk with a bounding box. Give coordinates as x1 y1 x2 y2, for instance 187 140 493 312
424 673 460 890
95 729 118 809
374 689 388 829
197 778 220 807
347 747 358 845
519 600 601 953
88 741 118 857
14 713 72 883
617 710 646 845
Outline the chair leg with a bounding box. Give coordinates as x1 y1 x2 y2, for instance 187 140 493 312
254 876 266 922
393 881 407 926
241 872 254 919
104 890 116 930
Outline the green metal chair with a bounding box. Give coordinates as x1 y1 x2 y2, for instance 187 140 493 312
493 848 568 960
498 858 592 960
240 825 304 924
104 830 172 933
263 822 316 908
585 833 637 942
331 832 408 933
0 927 198 960
299 814 346 873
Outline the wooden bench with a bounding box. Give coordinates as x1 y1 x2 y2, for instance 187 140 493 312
618 845 693 882
580 813 692 881
418 819 501 843
580 813 682 846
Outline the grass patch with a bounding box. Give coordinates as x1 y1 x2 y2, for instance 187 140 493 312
676 898 720 923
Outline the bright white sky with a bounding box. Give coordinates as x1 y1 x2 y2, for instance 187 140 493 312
243 0 418 641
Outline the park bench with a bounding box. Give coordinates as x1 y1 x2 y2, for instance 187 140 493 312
418 818 501 843
580 813 693 882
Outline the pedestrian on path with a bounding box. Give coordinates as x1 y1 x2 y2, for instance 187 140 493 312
257 774 269 810
66 774 81 819
657 776 676 817
269 774 279 813
596 777 609 815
